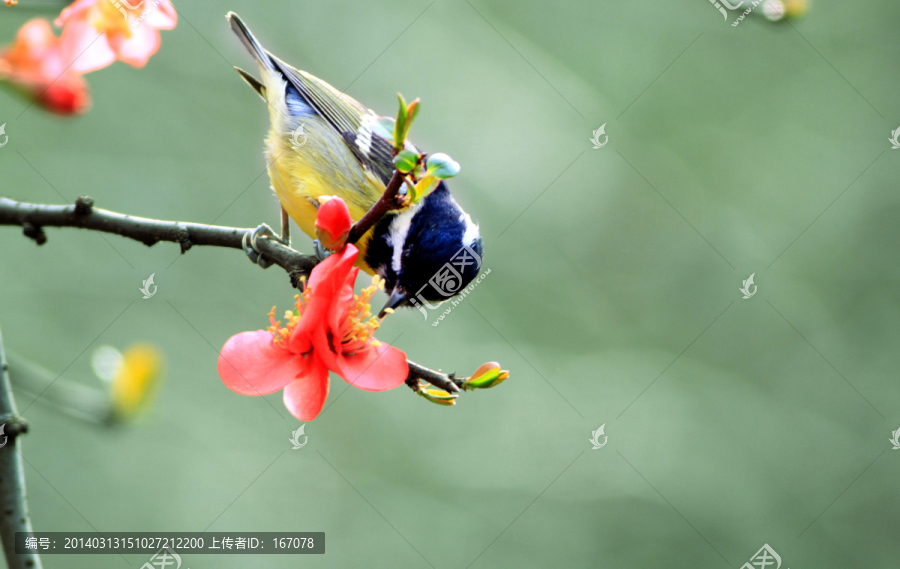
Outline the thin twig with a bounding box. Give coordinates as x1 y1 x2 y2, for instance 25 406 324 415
0 324 42 569
346 170 406 245
407 361 462 393
6 353 111 425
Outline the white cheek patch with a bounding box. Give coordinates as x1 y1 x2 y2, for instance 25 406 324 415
448 194 480 248
461 213 480 248
388 201 423 275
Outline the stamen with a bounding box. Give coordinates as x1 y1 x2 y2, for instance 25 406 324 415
267 286 313 347
340 275 386 355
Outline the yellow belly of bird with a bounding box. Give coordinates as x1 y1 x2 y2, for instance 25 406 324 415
265 120 384 275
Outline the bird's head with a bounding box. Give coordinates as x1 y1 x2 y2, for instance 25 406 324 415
365 183 483 317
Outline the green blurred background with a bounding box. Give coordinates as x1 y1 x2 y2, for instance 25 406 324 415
2 0 899 567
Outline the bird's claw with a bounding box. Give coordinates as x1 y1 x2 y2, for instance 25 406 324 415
312 239 332 261
242 223 286 269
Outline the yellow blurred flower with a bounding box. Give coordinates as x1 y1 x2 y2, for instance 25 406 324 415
784 0 810 18
109 344 162 419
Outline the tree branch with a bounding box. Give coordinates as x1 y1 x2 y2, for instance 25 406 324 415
0 324 42 569
1 196 465 396
0 196 319 288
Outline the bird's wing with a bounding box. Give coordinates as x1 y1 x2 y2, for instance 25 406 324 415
270 57 398 185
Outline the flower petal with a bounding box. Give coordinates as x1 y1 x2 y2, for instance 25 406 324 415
142 0 177 29
0 19 63 85
307 245 358 292
295 245 360 366
325 266 359 352
54 0 94 27
283 359 330 421
13 18 58 57
336 343 408 392
218 330 305 396
60 19 116 73
106 25 160 68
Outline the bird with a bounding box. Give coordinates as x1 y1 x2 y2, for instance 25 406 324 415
227 13 483 316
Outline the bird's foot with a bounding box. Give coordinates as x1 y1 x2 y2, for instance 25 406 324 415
311 239 332 261
242 223 288 269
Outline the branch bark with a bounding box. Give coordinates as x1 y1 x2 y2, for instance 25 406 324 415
0 324 42 569
0 196 319 288
406 361 462 393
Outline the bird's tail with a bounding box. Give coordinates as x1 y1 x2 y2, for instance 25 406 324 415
227 12 274 71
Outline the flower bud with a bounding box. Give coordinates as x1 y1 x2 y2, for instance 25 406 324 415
462 362 509 390
417 386 458 406
315 196 352 250
425 153 460 179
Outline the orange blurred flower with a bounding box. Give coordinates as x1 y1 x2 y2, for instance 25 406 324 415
0 19 90 114
55 0 177 73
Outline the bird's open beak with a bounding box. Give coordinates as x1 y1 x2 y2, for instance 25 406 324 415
379 287 409 318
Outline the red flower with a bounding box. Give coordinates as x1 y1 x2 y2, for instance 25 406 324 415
218 246 408 421
55 0 177 73
0 19 90 114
